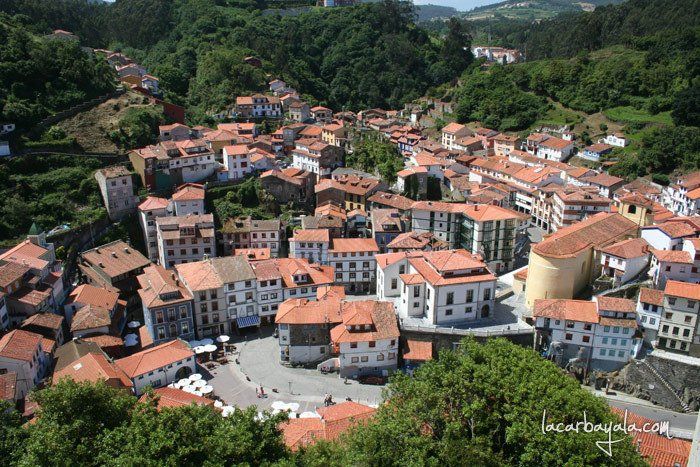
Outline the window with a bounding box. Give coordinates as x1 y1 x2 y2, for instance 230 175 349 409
361 356 368 362
582 335 590 343
351 357 359 363
388 352 396 360
599 349 606 356
602 337 608 344
611 338 617 345
446 292 454 305
621 339 627 346
156 311 164 324
180 306 187 319
368 341 376 348
565 333 572 341
446 309 453 316
689 301 697 309
668 297 676 305
413 286 420 298
391 278 397 289
320 347 325 354
618 351 625 358
466 290 473 303
377 354 384 361
350 342 357 349
483 288 491 300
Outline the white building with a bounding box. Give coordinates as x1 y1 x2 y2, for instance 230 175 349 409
601 133 628 148
220 217 283 257
223 144 253 180
397 249 496 325
662 172 700 216
115 339 196 396
656 280 700 355
330 300 400 379
637 287 664 344
291 140 342 180
329 238 380 294
289 229 330 264
95 166 139 221
138 196 170 262
171 183 205 216
641 220 699 251
0 329 47 399
598 237 650 287
156 214 216 268
0 292 8 330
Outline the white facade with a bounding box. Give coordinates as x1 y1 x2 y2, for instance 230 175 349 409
289 239 329 264
138 202 169 262
337 338 398 377
0 336 45 399
602 134 628 148
95 168 139 221
637 293 663 344
223 146 253 180
128 356 196 396
156 215 217 268
592 323 637 364
600 252 649 285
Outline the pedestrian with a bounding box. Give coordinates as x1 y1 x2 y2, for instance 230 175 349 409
255 387 260 398
260 386 265 397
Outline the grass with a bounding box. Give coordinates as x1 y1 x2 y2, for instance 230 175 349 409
603 106 673 125
532 100 585 129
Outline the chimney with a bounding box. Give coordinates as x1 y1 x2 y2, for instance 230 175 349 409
111 251 117 258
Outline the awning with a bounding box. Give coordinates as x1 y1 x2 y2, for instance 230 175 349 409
237 315 261 328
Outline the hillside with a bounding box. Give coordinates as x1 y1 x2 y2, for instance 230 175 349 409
462 0 622 21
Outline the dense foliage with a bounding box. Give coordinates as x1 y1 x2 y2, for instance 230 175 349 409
346 133 404 184
1 380 288 466
0 341 647 466
0 154 107 243
0 12 115 130
207 177 276 224
300 338 645 466
109 106 166 150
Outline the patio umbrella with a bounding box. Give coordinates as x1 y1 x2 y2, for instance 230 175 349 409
188 340 201 348
193 390 203 397
178 378 191 387
127 320 141 329
215 335 230 343
286 402 300 412
167 383 176 388
214 400 224 408
200 386 213 395
191 379 206 388
200 338 214 346
271 401 288 411
221 406 235 417
193 346 206 354
181 385 196 393
299 411 321 419
189 373 203 381
203 344 217 353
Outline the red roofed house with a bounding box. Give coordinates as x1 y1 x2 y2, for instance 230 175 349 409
52 352 131 390
636 287 665 344
598 237 650 287
275 295 343 364
328 238 380 294
223 144 253 180
441 122 470 150
115 339 195 395
139 387 214 410
534 297 640 370
235 94 282 118
657 280 700 355
280 401 375 451
0 329 47 398
261 167 315 206
662 171 700 217
330 300 399 378
289 229 331 265
402 339 433 374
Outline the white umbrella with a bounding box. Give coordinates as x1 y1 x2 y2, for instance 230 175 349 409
181 385 195 393
191 379 206 388
299 411 321 419
214 400 224 408
200 385 213 395
221 406 235 417
193 346 206 354
189 373 203 381
271 401 288 411
286 402 300 412
216 335 230 343
178 378 191 387
193 390 203 397
127 321 141 329
203 344 217 353
167 382 176 388
200 338 214 346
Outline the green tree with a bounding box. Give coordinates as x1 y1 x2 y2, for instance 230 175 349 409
347 134 403 184
672 85 700 127
0 401 26 463
109 106 165 150
301 338 646 466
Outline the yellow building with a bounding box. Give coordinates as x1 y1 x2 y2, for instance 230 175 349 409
524 212 638 308
617 192 654 227
321 123 348 148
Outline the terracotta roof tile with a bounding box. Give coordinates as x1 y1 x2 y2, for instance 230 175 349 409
53 352 131 388
0 372 17 402
330 301 399 343
0 329 42 362
600 238 649 259
403 339 433 361
139 387 213 410
664 280 700 301
638 287 664 306
330 238 379 253
596 296 636 313
533 299 599 323
115 339 193 378
275 298 343 325
651 249 693 264
291 229 330 243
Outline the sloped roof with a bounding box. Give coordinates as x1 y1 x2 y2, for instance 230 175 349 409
115 339 193 378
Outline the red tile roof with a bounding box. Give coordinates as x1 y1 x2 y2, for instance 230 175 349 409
600 238 649 259
533 213 638 259
139 387 213 410
115 339 193 378
403 339 433 361
330 301 399 344
533 299 599 323
638 287 664 306
651 249 693 264
291 229 330 243
171 183 205 201
596 296 636 313
664 280 700 301
330 238 379 253
52 352 131 388
0 329 42 362
275 298 343 325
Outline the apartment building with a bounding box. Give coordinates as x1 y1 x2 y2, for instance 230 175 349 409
138 196 170 262
220 217 282 257
370 209 405 253
137 264 195 344
95 166 139 221
662 171 700 216
410 201 466 248
636 287 664 344
291 139 343 180
235 94 282 118
289 229 331 264
222 144 253 180
316 175 387 212
330 300 400 378
328 238 379 294
598 237 650 287
78 240 151 299
171 183 205 216
657 280 700 355
156 214 216 268
550 189 612 231
0 329 47 399
441 122 470 150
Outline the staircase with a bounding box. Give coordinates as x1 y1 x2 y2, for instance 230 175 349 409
640 360 691 413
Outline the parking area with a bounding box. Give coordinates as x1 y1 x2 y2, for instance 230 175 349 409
206 332 384 411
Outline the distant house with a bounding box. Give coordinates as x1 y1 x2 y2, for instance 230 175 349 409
235 94 283 118
310 106 333 123
115 339 195 395
581 143 614 162
44 29 79 41
0 330 48 399
602 133 627 148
